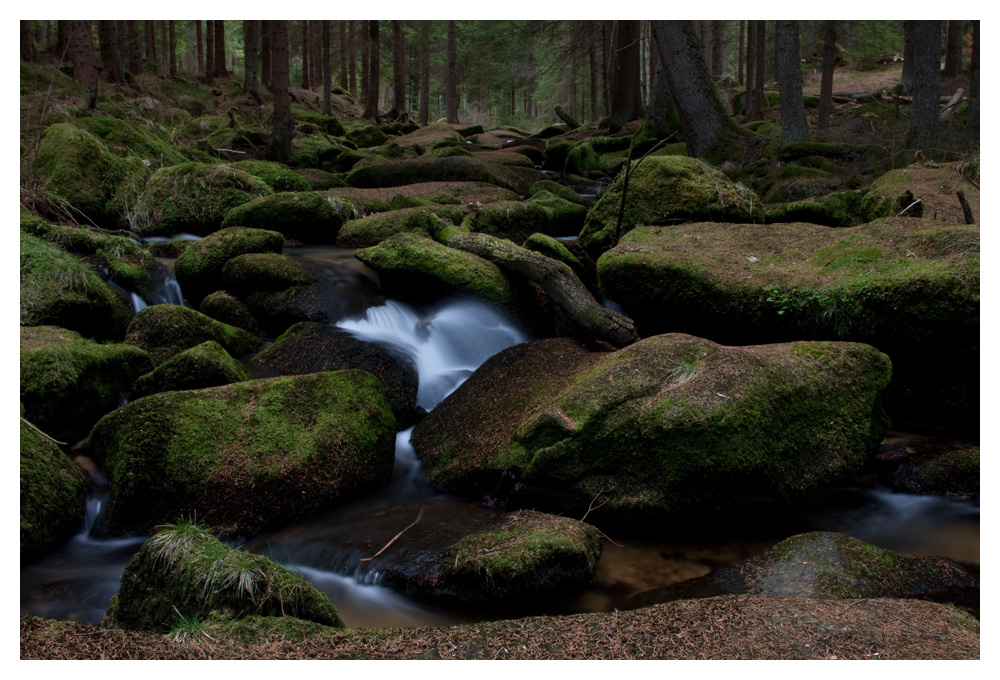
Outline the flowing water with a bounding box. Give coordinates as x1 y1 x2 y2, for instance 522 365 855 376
19 244 980 629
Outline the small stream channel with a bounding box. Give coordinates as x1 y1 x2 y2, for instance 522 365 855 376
20 245 980 629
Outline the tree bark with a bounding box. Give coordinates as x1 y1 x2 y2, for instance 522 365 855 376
144 21 155 63
22 21 38 62
67 20 100 108
737 20 745 85
967 20 979 146
322 20 331 114
447 232 638 349
710 20 724 77
301 20 311 89
895 21 914 95
159 22 167 71
608 20 643 133
589 40 599 122
269 21 291 163
908 20 941 149
364 20 381 122
419 21 430 124
168 21 176 77
647 42 676 139
261 21 271 90
243 20 261 102
753 21 766 120
817 20 837 139
205 20 214 80
943 20 963 79
391 20 406 116
195 20 203 76
776 20 809 143
349 20 357 99
652 20 738 159
214 19 226 78
339 20 348 90
98 21 124 83
446 20 459 123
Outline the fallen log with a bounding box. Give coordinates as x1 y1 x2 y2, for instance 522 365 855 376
447 232 639 348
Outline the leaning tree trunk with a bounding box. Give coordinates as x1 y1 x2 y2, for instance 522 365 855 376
269 20 291 162
652 20 739 159
776 20 809 143
908 20 941 149
447 233 638 349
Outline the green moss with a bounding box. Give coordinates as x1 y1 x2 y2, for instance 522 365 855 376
124 304 261 366
221 191 358 244
20 211 110 254
222 253 316 293
33 123 118 223
337 206 466 248
523 233 586 280
97 236 157 295
346 124 389 148
130 340 250 399
173 226 285 306
564 142 607 178
291 106 345 136
199 291 261 334
72 116 190 167
227 160 312 192
527 180 592 207
765 192 863 227
347 155 534 194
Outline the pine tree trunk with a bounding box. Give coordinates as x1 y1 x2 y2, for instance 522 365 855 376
243 20 260 101
270 20 291 162
967 20 979 146
711 20 724 77
301 20 311 89
195 21 203 76
589 40 598 122
144 21 155 63
67 20 99 108
322 20 331 114
391 20 406 115
359 21 368 103
98 21 124 83
214 20 226 78
744 21 756 118
943 20 963 79
776 20 808 143
737 20 744 85
896 21 914 95
753 21 766 120
817 20 837 140
608 20 643 133
364 20 381 121
601 21 610 117
168 21 176 77
419 21 430 124
21 21 38 62
124 21 142 74
261 21 271 90
159 22 167 71
205 20 214 80
349 21 357 99
446 20 459 123
908 20 941 149
339 21 348 90
312 21 322 88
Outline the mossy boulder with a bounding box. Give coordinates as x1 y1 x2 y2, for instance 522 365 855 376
20 231 135 341
249 322 422 428
294 168 349 190
124 304 261 366
527 179 593 207
525 191 590 235
20 325 154 444
20 211 110 254
564 141 607 178
337 205 466 248
764 191 865 228
354 232 517 308
888 448 980 498
411 334 891 524
464 198 584 243
392 121 463 150
325 182 517 213
346 124 389 148
220 192 358 244
173 226 285 307
130 340 250 399
631 532 978 617
522 232 591 286
72 116 190 167
96 236 157 297
81 370 397 537
291 106 345 136
578 155 763 254
346 155 541 195
20 418 89 562
131 162 272 237
199 291 262 335
861 162 980 223
596 219 979 433
221 253 316 295
226 160 313 192
103 522 343 632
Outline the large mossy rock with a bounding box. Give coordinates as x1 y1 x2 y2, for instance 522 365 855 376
131 162 272 237
411 334 891 524
221 252 316 294
354 232 517 309
861 162 980 224
325 182 517 213
130 340 250 399
124 304 261 366
346 155 541 195
220 191 358 243
631 532 979 616
104 522 343 632
464 195 587 243
173 226 285 307
249 322 422 428
337 205 466 248
20 326 153 444
20 231 135 341
20 418 89 562
596 218 979 433
226 160 313 192
81 370 397 537
96 235 157 298
578 155 763 254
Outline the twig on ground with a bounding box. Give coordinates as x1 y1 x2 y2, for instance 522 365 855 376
360 508 424 562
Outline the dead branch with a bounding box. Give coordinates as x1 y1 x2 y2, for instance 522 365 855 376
956 190 975 224
20 417 66 445
359 508 424 562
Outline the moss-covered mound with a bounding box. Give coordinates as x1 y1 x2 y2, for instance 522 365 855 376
20 231 135 341
199 291 262 335
522 232 591 286
631 532 978 617
596 219 979 432
888 448 980 498
131 162 272 237
173 226 285 306
337 205 466 248
221 253 316 294
221 191 358 244
249 322 421 428
464 195 587 243
411 334 891 523
96 236 157 297
20 418 89 562
325 182 517 213
764 191 864 228
124 304 261 366
81 370 397 537
527 179 593 207
346 155 541 195
294 168 349 190
346 123 389 148
72 116 192 168
861 162 980 224
226 160 313 192
578 155 763 254
20 325 154 444
354 232 517 308
104 522 343 633
130 340 250 399
392 121 463 149
20 211 111 254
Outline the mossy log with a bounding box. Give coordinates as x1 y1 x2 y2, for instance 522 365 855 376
447 232 638 348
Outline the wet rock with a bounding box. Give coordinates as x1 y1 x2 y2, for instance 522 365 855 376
20 326 153 444
124 304 261 366
173 226 284 307
103 522 343 633
199 291 263 335
20 417 89 562
221 191 359 244
81 370 397 537
596 218 979 434
249 322 422 428
244 285 331 337
337 205 466 248
627 531 979 617
887 448 979 498
130 340 250 399
20 231 135 341
579 155 763 254
411 334 891 523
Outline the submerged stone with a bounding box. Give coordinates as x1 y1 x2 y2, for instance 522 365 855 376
82 370 397 537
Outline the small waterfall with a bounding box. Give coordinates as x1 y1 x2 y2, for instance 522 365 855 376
130 292 147 313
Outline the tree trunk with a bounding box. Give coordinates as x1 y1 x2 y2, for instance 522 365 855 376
647 42 676 139
67 20 99 108
447 233 638 349
601 21 610 116
312 21 322 88
776 20 808 143
144 21 155 63
269 21 291 162
363 20 381 121
753 20 766 120
21 21 38 62
589 40 598 122
419 21 430 124
214 20 226 78
168 21 176 77
195 20 203 76
359 20 368 104
446 20 459 123
339 20 348 90
205 20 214 80
122 21 142 75
967 20 979 146
349 20 357 99
817 20 837 139
744 21 756 119
895 21 914 95
243 20 261 102
57 21 69 60
301 20 311 89
391 20 406 116
261 20 271 89
711 20 724 77
651 20 739 159
908 20 941 149
608 20 643 133
98 21 124 83
322 20 331 114
943 20 963 79
159 22 167 71
737 20 744 85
